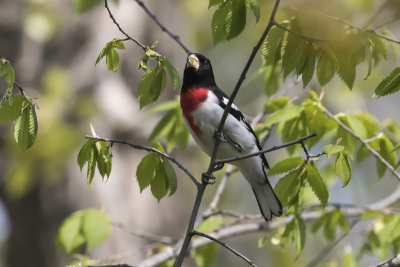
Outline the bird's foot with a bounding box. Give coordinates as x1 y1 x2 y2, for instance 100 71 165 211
202 172 216 184
213 162 225 172
214 131 243 152
214 131 227 142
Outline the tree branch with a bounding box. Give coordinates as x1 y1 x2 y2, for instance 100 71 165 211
321 108 400 181
192 230 257 267
132 0 191 53
214 132 317 165
273 21 329 42
104 0 146 50
112 221 176 244
173 1 282 266
14 82 26 96
375 254 400 267
85 136 199 186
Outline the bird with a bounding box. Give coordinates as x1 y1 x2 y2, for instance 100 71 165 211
180 53 282 221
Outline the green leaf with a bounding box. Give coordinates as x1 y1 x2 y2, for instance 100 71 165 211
211 2 231 45
263 65 281 96
369 32 387 60
150 161 168 202
165 59 180 91
264 105 302 127
149 111 176 143
302 44 316 88
262 25 284 66
316 52 336 87
208 0 224 8
95 140 112 179
95 45 109 67
323 144 345 159
146 99 180 115
378 135 398 167
280 20 307 79
274 169 301 207
306 163 328 206
77 139 95 171
225 0 246 41
106 48 120 72
374 67 400 97
138 64 166 108
87 147 96 186
57 211 85 254
295 215 306 257
197 216 224 233
247 0 260 22
264 96 290 114
81 209 111 251
112 39 126 49
346 115 367 139
193 243 218 267
336 50 356 89
364 44 372 80
14 103 38 149
342 250 357 267
0 58 15 88
0 95 24 123
312 213 328 233
136 153 157 192
72 0 102 14
268 157 304 176
162 158 177 196
335 151 352 187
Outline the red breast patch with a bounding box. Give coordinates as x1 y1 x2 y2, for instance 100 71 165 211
180 88 209 136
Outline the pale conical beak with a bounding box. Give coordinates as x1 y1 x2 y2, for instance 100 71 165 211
186 54 199 70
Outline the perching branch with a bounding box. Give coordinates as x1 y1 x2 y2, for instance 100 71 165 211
375 254 400 267
173 1 282 266
321 108 400 181
192 230 257 267
215 132 317 165
85 136 199 186
104 0 146 50
132 0 191 53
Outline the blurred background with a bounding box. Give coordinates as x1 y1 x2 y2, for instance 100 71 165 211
0 0 399 266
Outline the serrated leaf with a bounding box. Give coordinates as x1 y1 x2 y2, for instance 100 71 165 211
136 153 157 192
262 26 284 66
302 44 316 88
336 50 356 89
225 0 246 41
274 169 301 207
335 151 351 187
264 96 290 114
268 157 304 176
247 0 260 22
81 209 111 251
106 47 120 72
378 135 397 167
165 59 180 91
163 158 177 196
264 105 302 127
95 44 110 67
95 140 112 179
77 139 95 171
150 162 168 202
14 103 38 149
208 0 224 8
87 147 96 186
0 59 15 88
369 32 387 60
295 215 306 257
316 52 336 87
364 44 372 80
211 2 231 45
323 144 345 159
263 65 281 96
306 163 328 206
112 39 126 49
138 64 166 108
149 110 176 144
0 95 24 123
374 67 400 97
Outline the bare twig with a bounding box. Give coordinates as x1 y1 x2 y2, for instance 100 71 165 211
368 29 400 45
214 132 317 165
192 230 257 267
112 222 176 244
88 265 133 267
14 82 26 96
85 136 199 186
173 1 282 266
132 0 191 53
104 0 146 50
321 108 400 181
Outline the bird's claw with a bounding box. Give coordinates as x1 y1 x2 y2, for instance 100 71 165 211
213 163 225 172
202 172 216 184
214 131 227 142
214 131 243 152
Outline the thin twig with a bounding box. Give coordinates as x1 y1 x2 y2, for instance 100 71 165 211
112 222 176 244
132 0 191 53
88 265 133 267
368 30 400 45
85 136 199 186
192 230 258 267
104 0 146 50
173 1 282 266
215 133 317 165
13 82 26 96
321 108 400 181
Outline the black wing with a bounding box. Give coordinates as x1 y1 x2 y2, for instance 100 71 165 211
210 85 270 169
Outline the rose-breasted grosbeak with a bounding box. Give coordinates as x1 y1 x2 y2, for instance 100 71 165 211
180 53 282 221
